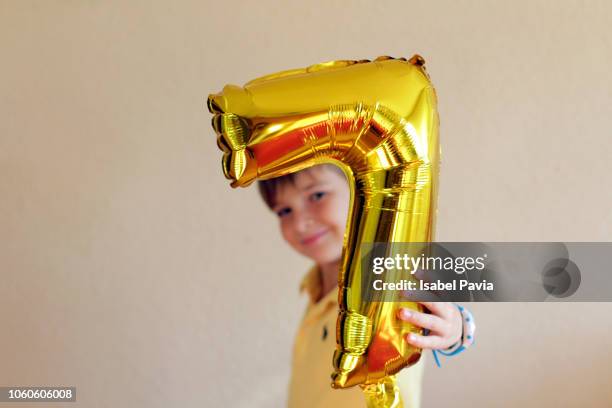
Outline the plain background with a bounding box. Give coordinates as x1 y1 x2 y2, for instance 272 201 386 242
1 1 611 407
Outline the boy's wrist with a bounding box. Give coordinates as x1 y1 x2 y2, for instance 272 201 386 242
431 304 476 367
445 323 464 352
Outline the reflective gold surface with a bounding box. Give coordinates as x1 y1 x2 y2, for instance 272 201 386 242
208 55 440 407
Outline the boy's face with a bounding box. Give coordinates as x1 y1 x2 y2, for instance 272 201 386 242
272 166 350 267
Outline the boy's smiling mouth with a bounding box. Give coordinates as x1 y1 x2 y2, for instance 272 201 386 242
301 229 329 246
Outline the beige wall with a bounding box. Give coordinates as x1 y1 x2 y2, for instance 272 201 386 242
1 1 611 407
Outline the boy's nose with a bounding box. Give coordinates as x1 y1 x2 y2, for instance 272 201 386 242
294 213 315 233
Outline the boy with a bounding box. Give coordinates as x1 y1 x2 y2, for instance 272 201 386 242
259 163 473 408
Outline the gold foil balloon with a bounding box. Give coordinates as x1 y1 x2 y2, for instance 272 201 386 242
207 55 440 408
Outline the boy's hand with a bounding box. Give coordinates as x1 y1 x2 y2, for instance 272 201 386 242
397 302 462 350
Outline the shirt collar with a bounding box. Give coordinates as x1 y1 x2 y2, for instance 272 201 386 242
299 265 322 303
300 265 338 306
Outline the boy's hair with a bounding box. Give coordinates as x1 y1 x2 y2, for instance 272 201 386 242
258 164 345 209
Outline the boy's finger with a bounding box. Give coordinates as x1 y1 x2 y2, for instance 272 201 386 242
400 289 443 302
419 301 450 318
404 332 445 350
397 308 446 333
414 268 428 282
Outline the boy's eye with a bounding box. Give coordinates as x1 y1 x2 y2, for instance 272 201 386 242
310 191 326 202
276 207 292 217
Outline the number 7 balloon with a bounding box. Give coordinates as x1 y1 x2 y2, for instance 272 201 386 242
207 55 440 408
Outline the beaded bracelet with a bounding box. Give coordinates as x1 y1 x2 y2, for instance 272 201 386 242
430 304 475 367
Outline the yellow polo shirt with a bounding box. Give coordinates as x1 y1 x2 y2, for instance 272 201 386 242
287 266 425 408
